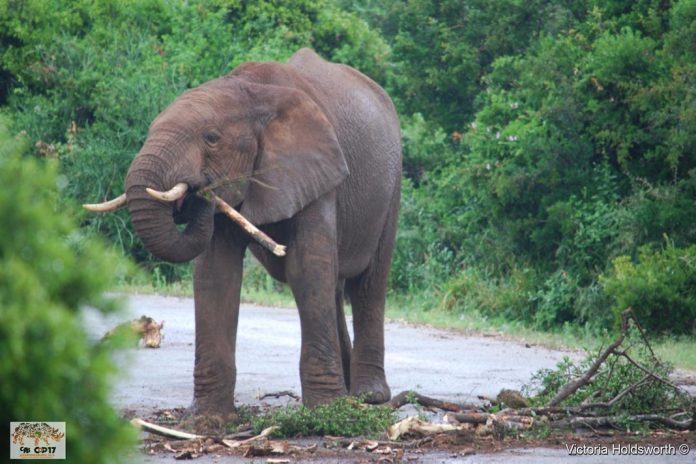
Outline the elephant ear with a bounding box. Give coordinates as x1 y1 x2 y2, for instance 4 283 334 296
240 86 348 225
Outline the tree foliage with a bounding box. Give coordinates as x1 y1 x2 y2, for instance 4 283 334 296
0 118 136 462
379 0 696 335
1 0 694 334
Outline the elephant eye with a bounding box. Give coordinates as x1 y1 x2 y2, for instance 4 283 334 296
203 130 221 146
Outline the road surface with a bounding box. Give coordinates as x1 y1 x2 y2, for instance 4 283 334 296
83 294 694 463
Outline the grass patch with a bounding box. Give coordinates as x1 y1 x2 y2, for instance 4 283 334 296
250 397 394 438
385 291 696 373
654 337 696 373
117 279 193 297
241 286 296 308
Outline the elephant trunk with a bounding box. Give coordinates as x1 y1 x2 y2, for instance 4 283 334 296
125 141 214 263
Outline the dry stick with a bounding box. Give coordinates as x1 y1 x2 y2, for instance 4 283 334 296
629 415 694 430
389 390 477 412
627 312 657 360
210 192 286 257
446 413 489 425
222 426 278 449
259 390 301 401
535 307 695 430
508 406 586 417
617 350 685 393
552 415 693 431
587 353 620 405
573 373 653 412
223 430 256 440
551 416 619 430
448 412 536 427
131 418 204 440
547 309 632 407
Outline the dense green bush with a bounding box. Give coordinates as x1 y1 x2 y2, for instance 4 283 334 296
0 119 136 462
384 0 695 335
602 241 696 335
1 0 389 282
1 0 694 335
440 267 536 322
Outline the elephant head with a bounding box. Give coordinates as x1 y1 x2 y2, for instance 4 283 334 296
87 74 348 262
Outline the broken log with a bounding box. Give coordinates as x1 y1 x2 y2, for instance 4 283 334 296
389 390 474 412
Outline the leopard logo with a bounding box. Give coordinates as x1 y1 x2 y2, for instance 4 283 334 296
12 422 65 447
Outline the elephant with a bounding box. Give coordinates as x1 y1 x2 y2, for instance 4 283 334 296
85 48 402 416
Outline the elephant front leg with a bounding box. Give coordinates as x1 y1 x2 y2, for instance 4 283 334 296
191 217 247 417
285 196 348 407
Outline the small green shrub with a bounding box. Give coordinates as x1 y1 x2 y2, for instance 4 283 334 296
440 267 536 322
251 397 394 438
0 118 136 463
400 113 453 182
601 241 696 335
242 257 285 294
532 271 578 329
390 177 456 293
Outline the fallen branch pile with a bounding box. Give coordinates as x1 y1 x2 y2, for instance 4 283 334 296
386 308 694 440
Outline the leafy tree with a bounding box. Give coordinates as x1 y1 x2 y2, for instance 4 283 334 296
602 241 696 335
0 118 136 462
1 0 694 334
1 0 389 281
388 0 695 334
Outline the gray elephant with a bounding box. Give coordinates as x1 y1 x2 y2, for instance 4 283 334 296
86 48 401 416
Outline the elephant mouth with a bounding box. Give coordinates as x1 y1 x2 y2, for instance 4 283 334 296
172 191 201 225
171 183 245 226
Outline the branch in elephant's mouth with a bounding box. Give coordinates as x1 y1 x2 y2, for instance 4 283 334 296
209 192 287 257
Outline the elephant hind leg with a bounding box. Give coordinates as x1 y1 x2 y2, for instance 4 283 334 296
345 184 399 404
336 280 352 391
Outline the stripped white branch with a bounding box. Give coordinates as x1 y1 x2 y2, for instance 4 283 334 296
212 193 286 257
130 418 203 440
222 426 279 449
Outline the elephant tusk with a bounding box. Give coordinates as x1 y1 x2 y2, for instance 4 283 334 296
83 193 127 212
145 182 189 202
211 192 287 257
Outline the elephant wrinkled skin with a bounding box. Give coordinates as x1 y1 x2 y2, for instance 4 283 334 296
113 49 401 415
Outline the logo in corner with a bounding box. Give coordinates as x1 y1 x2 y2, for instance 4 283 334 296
10 422 66 460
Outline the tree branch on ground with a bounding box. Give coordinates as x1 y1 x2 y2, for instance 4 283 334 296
384 309 694 438
388 390 476 412
259 391 301 401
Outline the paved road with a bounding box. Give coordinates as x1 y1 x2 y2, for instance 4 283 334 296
89 294 569 414
83 294 694 463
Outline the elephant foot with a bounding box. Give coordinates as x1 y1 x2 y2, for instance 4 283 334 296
187 396 237 418
180 410 237 435
180 399 238 434
351 376 391 404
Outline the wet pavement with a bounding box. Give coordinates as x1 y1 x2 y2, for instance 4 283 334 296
83 294 694 463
